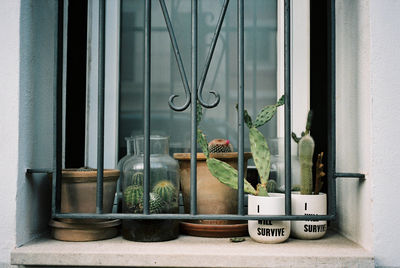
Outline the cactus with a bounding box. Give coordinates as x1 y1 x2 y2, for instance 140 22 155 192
292 110 317 195
314 152 326 195
153 180 176 203
124 185 144 210
208 139 234 153
298 133 315 195
199 96 285 197
124 185 165 213
131 172 144 186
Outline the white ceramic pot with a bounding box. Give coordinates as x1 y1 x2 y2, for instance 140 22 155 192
291 192 327 239
248 193 290 243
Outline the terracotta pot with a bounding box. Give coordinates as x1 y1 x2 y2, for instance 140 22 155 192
174 152 251 225
49 168 121 241
59 168 120 214
248 193 290 243
291 192 327 239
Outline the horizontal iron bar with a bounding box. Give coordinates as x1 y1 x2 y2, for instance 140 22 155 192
26 169 53 174
55 213 335 221
334 173 365 179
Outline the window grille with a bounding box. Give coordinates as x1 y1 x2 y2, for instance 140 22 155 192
28 0 365 222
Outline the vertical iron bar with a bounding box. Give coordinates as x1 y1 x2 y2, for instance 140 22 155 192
143 0 152 214
284 0 292 215
53 0 65 216
190 0 198 215
96 0 106 214
237 0 244 215
327 0 336 217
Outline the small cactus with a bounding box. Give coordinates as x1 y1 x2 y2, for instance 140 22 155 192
208 139 234 153
153 180 176 203
298 133 315 195
124 185 143 210
131 172 144 186
292 110 316 195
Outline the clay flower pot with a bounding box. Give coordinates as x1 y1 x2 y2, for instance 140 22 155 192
248 193 290 243
49 168 120 242
59 168 120 214
174 152 251 237
291 192 327 239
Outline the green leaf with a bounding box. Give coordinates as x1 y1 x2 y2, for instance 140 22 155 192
249 127 270 185
197 129 209 159
206 158 257 195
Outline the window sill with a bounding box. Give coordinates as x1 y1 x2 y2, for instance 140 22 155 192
11 230 373 267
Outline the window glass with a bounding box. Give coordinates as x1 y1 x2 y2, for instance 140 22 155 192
119 0 277 157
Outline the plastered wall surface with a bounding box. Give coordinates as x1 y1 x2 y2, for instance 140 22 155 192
16 0 55 247
335 0 373 251
370 0 400 266
0 0 21 266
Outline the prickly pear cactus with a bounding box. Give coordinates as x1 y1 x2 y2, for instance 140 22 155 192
245 96 285 196
124 185 144 210
152 180 176 203
208 139 234 153
198 96 284 197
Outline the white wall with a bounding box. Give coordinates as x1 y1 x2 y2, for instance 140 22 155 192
335 0 373 251
369 1 400 266
16 0 56 246
0 1 21 266
0 0 56 266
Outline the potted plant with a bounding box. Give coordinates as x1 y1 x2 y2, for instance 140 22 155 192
201 96 289 243
174 103 252 237
49 168 121 241
291 111 327 239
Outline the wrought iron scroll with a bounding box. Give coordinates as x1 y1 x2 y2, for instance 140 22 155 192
159 0 229 111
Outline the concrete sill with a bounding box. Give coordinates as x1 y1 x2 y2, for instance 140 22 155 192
11 230 374 267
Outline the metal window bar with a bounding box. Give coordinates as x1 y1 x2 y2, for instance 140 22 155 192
24 0 366 222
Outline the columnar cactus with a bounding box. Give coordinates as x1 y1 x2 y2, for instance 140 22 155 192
292 110 315 195
198 96 285 197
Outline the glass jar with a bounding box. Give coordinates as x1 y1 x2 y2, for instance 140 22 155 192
112 137 135 213
268 138 301 192
121 135 180 241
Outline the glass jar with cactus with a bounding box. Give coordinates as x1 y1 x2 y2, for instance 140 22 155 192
121 135 180 242
291 110 327 239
